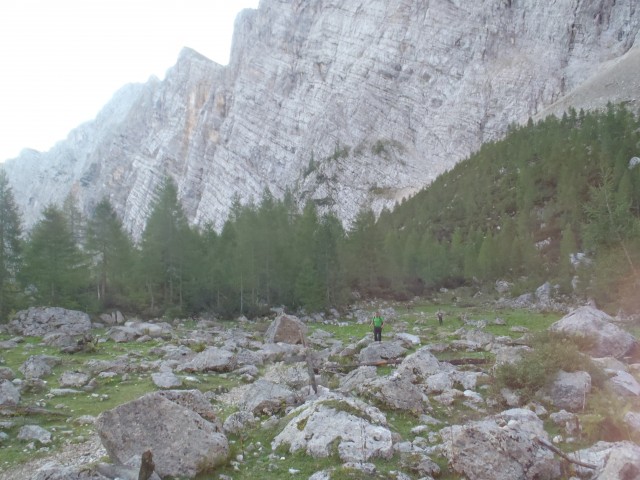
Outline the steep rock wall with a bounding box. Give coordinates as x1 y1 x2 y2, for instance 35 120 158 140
3 0 640 238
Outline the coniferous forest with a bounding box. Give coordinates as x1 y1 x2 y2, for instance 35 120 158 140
0 104 639 321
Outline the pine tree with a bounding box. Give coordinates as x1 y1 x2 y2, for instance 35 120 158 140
138 178 191 314
85 198 134 308
22 205 90 308
0 171 23 320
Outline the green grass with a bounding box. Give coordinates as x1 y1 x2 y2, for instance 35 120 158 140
0 300 611 479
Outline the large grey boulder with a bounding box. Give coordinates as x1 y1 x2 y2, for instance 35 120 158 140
19 355 60 379
96 392 228 478
151 371 182 389
338 366 377 392
548 306 637 358
545 370 592 412
355 376 430 413
153 389 222 426
176 346 235 373
440 408 561 480
33 466 111 480
59 371 91 388
357 341 407 365
606 370 640 397
264 314 308 345
239 379 298 415
262 361 314 390
395 346 448 383
17 425 52 444
272 390 393 463
9 307 91 337
568 441 640 479
0 379 20 406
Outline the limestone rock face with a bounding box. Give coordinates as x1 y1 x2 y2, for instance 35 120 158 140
3 1 640 236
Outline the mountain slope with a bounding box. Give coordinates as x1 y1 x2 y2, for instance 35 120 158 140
3 0 640 238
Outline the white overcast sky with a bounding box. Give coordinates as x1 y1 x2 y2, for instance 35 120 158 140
0 0 260 162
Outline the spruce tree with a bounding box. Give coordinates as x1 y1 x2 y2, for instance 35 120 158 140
0 171 23 320
22 205 90 308
85 198 134 308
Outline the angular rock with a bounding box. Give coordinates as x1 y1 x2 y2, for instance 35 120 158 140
152 390 221 425
223 411 258 435
338 366 377 393
59 371 91 388
607 370 640 397
548 306 637 358
440 408 560 480
395 346 446 383
0 366 15 380
33 465 111 480
18 425 52 444
569 441 640 479
19 355 60 379
357 341 407 365
9 307 91 337
176 346 235 373
239 379 298 415
151 371 182 389
264 314 308 345
272 390 393 463
96 393 228 478
0 379 20 406
356 376 429 413
546 370 591 412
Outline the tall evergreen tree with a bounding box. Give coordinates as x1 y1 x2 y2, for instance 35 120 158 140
0 171 23 320
22 205 90 308
138 178 191 314
85 198 134 308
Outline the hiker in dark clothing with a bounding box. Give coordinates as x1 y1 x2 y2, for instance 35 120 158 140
371 311 384 342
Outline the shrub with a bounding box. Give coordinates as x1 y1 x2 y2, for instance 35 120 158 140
493 332 605 403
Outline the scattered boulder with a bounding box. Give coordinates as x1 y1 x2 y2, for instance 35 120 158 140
238 379 298 415
223 411 259 435
106 326 139 343
96 392 228 479
606 370 640 397
153 390 222 425
99 311 125 326
440 408 561 480
9 307 92 337
151 371 182 389
0 379 20 406
33 465 111 480
262 361 314 390
0 366 15 381
395 346 446 383
59 371 91 388
339 366 377 392
548 306 636 358
357 341 407 365
355 376 430 413
176 346 235 373
19 355 60 379
272 390 393 463
545 370 591 412
264 314 308 344
17 425 52 444
569 441 640 479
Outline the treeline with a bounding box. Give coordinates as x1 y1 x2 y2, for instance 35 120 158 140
0 104 639 320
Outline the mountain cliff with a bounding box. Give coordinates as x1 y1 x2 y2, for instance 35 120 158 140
3 0 640 238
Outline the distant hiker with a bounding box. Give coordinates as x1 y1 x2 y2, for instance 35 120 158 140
436 309 444 326
371 311 384 342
